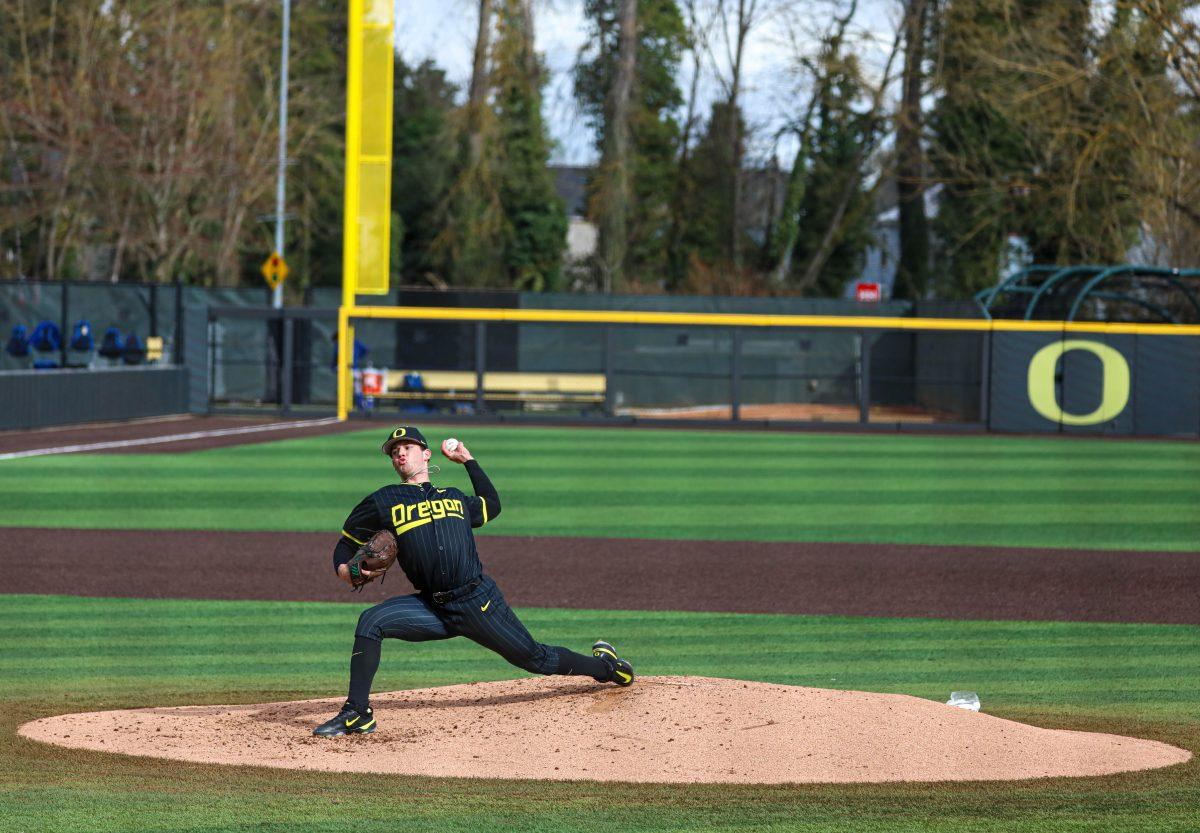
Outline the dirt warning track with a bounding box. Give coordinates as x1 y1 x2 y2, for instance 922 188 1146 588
2 527 1197 623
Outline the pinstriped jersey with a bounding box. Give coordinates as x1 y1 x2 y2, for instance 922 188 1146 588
338 480 494 593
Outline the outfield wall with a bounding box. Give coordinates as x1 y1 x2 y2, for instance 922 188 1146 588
989 332 1200 436
5 280 1196 438
333 306 1199 438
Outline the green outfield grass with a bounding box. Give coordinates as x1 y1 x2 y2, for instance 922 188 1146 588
2 425 1198 550
2 425 1197 831
2 594 1198 832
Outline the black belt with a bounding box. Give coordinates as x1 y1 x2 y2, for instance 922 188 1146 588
430 577 482 605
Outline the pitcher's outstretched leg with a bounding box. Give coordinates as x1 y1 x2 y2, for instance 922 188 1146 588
454 581 631 685
314 594 452 737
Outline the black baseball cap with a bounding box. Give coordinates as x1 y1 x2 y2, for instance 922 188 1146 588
381 426 429 456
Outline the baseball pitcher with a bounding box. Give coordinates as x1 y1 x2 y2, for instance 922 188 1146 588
313 425 634 737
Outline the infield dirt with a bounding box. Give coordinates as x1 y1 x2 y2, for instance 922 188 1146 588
4 527 1196 624
19 676 1191 784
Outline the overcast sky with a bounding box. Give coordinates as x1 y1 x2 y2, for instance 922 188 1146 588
393 0 900 166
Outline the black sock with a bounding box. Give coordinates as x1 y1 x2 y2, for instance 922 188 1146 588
347 635 382 711
554 647 612 682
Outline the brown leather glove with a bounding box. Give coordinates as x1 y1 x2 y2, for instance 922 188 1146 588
345 530 398 591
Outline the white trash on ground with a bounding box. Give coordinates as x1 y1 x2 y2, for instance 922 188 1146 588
946 691 981 711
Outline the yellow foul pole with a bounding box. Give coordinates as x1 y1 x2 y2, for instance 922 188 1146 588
340 0 394 420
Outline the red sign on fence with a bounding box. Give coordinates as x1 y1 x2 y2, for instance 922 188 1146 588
855 281 882 302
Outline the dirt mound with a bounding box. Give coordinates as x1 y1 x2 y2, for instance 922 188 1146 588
18 677 1190 784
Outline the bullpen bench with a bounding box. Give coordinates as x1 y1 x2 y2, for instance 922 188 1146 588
372 369 607 412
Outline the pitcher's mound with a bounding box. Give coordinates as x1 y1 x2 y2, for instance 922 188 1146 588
18 676 1190 783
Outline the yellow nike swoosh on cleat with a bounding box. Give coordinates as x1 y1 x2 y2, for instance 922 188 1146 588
361 720 375 730
345 716 359 726
617 671 632 683
480 600 491 612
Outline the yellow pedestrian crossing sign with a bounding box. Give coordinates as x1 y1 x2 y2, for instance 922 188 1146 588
261 251 289 289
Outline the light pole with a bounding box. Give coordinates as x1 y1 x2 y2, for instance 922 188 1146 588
273 0 291 309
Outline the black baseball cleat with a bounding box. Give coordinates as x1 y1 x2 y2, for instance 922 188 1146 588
312 703 376 737
593 640 635 687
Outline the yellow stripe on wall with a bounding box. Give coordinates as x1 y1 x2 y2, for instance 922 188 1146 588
345 305 1200 337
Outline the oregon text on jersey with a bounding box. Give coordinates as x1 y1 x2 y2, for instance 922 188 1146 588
390 497 467 535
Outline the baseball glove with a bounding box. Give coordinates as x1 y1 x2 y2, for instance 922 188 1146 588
345 530 398 591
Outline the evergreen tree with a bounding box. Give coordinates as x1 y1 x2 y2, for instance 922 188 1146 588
677 102 741 269
928 0 1031 297
435 105 506 287
929 0 1154 296
575 0 688 285
490 0 567 290
787 48 874 296
1018 2 1153 264
391 59 458 284
1020 0 1148 264
434 85 504 286
434 0 506 289
436 0 565 290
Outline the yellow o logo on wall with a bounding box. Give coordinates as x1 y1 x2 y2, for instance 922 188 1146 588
1027 339 1131 425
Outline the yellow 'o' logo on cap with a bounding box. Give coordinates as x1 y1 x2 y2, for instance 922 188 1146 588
393 428 406 438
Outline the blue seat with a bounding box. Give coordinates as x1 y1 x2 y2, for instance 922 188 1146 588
70 320 95 352
28 320 61 368
122 332 146 365
5 325 29 359
30 320 61 352
98 327 124 361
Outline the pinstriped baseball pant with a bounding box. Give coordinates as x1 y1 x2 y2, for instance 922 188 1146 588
354 574 565 675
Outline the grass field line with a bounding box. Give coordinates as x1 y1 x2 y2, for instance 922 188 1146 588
0 417 340 461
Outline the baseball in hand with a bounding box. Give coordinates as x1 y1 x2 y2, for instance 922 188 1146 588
443 438 459 453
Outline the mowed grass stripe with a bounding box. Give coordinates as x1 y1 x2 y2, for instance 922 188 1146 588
3 593 1196 832
2 595 1196 720
0 753 1195 833
5 607 1197 650
1 425 1197 550
6 481 1196 502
